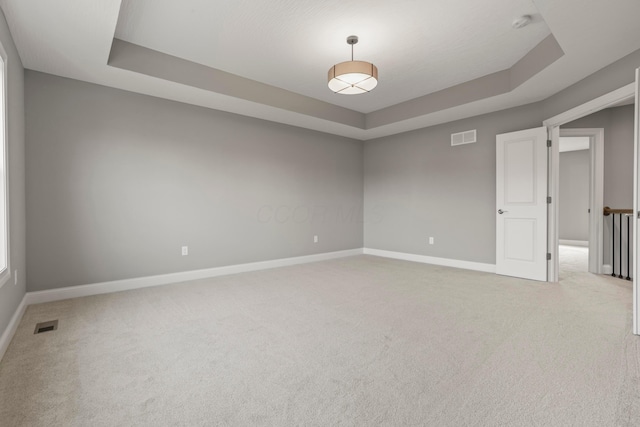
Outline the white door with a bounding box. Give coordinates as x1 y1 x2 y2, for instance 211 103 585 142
633 68 639 335
496 127 548 281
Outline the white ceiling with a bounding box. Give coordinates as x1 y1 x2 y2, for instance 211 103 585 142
1 0 639 140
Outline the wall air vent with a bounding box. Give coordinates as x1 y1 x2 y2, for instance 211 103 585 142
34 320 58 334
451 129 477 146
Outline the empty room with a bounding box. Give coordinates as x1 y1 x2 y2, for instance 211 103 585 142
1 0 640 425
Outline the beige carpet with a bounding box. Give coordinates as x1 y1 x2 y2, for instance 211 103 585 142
0 255 639 426
559 244 589 275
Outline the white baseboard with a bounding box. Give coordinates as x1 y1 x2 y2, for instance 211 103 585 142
0 294 28 362
559 239 589 247
363 248 496 273
602 264 613 275
25 248 364 306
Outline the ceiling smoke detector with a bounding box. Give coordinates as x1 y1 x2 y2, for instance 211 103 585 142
512 15 532 29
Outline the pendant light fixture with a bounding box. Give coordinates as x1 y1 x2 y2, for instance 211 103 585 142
328 35 378 95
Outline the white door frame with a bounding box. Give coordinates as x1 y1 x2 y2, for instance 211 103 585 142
634 69 640 336
558 128 604 275
543 82 635 283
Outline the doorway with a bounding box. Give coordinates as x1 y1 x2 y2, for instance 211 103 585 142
557 128 604 278
558 135 590 275
495 79 638 334
544 83 635 282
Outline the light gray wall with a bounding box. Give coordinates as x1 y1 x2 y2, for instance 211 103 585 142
608 106 635 208
26 71 363 291
559 150 589 241
22 39 640 293
364 103 544 264
0 9 26 343
563 106 635 209
364 46 640 268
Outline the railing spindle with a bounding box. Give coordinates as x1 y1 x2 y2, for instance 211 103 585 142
618 213 623 279
611 212 616 277
603 207 633 280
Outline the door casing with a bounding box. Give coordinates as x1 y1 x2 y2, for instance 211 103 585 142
543 83 635 283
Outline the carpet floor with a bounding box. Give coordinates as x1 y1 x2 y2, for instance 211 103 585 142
559 244 589 274
0 255 638 426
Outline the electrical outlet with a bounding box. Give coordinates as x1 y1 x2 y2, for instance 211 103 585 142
14 269 17 285
181 246 188 256
313 235 318 243
429 237 434 245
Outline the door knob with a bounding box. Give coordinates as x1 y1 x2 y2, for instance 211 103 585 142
498 209 508 214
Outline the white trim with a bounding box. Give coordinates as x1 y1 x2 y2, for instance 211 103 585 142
363 248 496 273
603 264 613 275
543 83 635 128
25 249 364 305
0 38 9 289
548 126 560 282
633 68 640 336
0 293 27 362
559 239 589 247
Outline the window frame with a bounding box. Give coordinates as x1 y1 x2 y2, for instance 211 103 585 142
0 39 10 289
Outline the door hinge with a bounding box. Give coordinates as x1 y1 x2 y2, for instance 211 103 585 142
547 196 552 204
547 253 552 261
547 140 552 147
